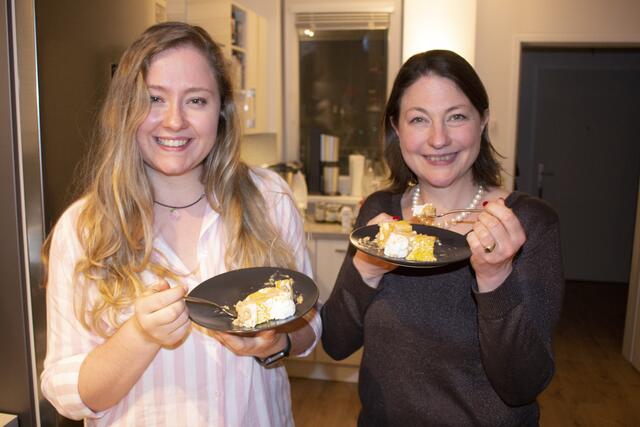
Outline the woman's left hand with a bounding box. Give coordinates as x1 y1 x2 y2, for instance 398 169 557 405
210 329 288 359
466 198 526 292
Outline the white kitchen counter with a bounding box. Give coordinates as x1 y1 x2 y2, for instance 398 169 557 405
304 221 350 236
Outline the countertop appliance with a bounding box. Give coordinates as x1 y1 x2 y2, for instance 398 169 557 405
265 161 302 187
320 134 340 195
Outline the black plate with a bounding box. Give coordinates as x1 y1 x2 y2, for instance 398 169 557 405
350 224 471 268
187 267 318 333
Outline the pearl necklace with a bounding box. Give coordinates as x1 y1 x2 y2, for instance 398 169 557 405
411 184 484 229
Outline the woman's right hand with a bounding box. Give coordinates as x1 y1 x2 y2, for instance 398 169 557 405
352 213 398 289
134 282 191 347
78 282 190 411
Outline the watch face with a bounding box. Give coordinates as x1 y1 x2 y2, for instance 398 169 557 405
264 351 287 366
282 333 291 356
257 334 291 367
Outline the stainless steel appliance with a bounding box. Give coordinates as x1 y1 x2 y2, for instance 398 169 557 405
2 1 157 425
266 161 302 187
1 2 50 426
320 134 340 195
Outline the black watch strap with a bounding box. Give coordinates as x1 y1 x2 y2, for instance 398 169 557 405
254 333 291 367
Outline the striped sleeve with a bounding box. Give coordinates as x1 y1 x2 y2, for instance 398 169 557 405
40 201 106 420
259 169 322 357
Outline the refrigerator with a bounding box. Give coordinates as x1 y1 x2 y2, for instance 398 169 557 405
1 1 157 425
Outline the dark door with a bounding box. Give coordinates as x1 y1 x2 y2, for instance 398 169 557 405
516 47 640 283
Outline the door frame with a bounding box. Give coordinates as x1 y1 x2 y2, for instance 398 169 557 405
626 182 640 369
507 33 640 369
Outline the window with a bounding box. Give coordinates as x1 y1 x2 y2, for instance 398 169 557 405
299 27 387 179
283 2 402 193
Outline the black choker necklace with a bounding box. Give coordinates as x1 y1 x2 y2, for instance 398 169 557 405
154 193 206 217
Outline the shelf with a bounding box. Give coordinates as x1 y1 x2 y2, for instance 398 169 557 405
172 0 268 134
231 4 246 48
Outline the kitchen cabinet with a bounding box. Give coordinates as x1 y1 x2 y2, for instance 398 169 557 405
167 0 267 134
285 228 363 383
311 233 348 303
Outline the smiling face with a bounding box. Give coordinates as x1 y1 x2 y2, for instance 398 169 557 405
136 44 221 181
393 74 488 190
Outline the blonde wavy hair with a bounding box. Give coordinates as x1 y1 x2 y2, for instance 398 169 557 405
42 22 297 337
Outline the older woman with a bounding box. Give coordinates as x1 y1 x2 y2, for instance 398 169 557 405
321 50 563 426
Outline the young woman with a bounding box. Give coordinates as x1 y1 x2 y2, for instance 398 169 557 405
321 50 564 426
41 22 319 426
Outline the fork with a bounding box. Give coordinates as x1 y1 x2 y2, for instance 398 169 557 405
429 208 484 218
413 208 484 224
184 295 237 318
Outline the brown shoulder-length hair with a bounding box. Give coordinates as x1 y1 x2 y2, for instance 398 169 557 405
42 22 296 336
383 50 503 193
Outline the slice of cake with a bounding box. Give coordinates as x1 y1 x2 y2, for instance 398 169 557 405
232 278 296 328
374 220 438 262
406 234 437 262
412 203 436 224
375 220 413 247
412 202 436 218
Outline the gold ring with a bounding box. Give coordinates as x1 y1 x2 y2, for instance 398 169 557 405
484 242 497 253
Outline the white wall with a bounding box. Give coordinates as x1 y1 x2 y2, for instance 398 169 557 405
474 0 640 188
403 0 477 65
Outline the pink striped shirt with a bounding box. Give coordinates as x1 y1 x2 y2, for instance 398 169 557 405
41 169 321 426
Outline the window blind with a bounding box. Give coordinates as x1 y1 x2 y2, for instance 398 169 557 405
295 12 390 31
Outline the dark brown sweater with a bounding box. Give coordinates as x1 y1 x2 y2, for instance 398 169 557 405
321 191 564 426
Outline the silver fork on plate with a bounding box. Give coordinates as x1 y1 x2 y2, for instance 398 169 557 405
184 295 237 318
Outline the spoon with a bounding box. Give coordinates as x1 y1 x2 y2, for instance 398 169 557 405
184 295 237 318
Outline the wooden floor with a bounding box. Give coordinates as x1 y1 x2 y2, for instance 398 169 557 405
290 281 640 426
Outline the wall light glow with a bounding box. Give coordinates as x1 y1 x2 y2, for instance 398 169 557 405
402 0 477 65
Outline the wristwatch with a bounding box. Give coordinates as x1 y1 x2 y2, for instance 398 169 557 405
254 333 291 367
